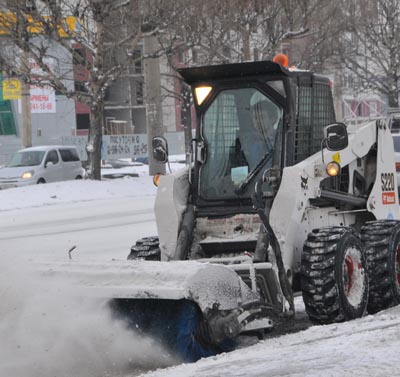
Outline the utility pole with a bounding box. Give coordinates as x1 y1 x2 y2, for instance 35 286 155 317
17 1 32 148
21 68 32 147
144 33 165 176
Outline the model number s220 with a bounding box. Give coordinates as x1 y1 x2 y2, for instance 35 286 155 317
381 172 395 192
381 172 396 205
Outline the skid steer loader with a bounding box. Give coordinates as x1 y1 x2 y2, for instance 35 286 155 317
113 58 400 361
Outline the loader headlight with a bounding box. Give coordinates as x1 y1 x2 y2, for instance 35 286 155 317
326 161 341 177
21 170 34 179
153 173 163 186
194 86 212 106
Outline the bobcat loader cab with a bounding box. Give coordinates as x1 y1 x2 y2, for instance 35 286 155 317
120 58 400 362
153 60 337 265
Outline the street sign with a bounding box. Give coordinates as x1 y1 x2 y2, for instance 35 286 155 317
2 79 21 100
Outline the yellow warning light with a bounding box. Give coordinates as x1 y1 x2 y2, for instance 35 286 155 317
326 161 341 177
194 86 212 106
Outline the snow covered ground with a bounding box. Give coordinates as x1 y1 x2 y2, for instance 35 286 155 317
1 164 400 377
145 305 400 377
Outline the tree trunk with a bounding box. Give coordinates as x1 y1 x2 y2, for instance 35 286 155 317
86 101 104 180
388 85 399 108
181 85 193 164
242 27 251 61
85 16 106 181
144 34 165 176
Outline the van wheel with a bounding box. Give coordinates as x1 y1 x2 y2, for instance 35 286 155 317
37 179 46 184
75 175 83 180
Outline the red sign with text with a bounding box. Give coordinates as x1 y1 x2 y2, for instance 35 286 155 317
382 192 396 205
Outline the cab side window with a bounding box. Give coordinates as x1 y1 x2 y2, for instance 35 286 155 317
46 150 59 165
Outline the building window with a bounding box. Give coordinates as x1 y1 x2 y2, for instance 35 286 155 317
343 101 352 118
136 81 143 105
73 48 86 65
76 114 90 130
74 81 88 93
130 50 143 74
357 103 363 116
369 101 378 117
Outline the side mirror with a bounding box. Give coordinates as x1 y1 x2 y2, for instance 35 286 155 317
45 161 54 168
323 123 348 151
152 136 169 163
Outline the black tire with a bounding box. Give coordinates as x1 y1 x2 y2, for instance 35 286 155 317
361 220 400 314
128 236 161 260
75 175 83 180
37 178 46 184
301 227 369 324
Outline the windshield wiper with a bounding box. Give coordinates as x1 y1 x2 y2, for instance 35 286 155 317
234 149 275 195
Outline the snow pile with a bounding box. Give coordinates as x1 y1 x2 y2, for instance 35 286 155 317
143 305 400 377
0 159 186 212
0 176 156 212
0 255 176 377
33 260 258 314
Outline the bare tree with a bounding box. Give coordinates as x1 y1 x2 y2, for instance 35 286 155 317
159 0 314 66
0 0 169 179
156 0 332 153
280 1 342 72
0 0 351 178
333 0 400 107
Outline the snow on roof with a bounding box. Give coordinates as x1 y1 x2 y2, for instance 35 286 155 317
18 145 77 152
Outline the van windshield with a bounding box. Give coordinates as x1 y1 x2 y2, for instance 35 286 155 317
7 151 46 167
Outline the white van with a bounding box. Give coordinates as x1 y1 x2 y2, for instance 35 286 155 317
0 146 85 189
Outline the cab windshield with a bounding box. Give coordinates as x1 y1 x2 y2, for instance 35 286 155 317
199 88 283 200
7 151 45 167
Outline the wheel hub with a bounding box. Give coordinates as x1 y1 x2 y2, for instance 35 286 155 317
342 247 365 307
344 255 355 293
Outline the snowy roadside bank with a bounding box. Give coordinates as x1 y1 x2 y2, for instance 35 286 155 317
0 176 156 212
142 305 400 377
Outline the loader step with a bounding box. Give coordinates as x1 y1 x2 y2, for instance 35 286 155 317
199 240 257 256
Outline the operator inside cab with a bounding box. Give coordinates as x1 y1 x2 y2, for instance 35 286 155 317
200 87 282 199
237 91 282 170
